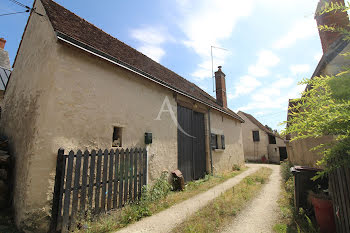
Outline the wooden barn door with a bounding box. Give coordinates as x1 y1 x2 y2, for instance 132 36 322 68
177 105 206 182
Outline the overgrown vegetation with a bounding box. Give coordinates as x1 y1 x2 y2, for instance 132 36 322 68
73 167 245 233
171 167 272 233
273 161 320 233
283 1 350 177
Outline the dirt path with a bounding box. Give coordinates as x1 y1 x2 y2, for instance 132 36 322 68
221 164 281 233
115 166 261 233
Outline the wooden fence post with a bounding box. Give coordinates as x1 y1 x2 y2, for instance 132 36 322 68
50 148 65 232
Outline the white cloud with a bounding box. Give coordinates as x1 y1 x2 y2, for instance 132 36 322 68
130 26 173 62
229 75 262 99
248 50 280 77
289 64 311 75
237 79 304 112
138 45 166 63
273 18 318 49
176 0 254 80
273 77 294 89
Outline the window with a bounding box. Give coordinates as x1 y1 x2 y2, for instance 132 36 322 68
252 131 260 142
211 133 225 150
112 127 122 147
268 135 276 144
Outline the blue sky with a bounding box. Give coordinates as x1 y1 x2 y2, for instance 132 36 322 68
0 0 323 131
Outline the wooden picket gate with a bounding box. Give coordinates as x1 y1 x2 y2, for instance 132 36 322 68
50 148 147 233
329 165 350 233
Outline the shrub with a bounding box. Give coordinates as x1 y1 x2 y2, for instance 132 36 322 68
121 172 171 224
280 160 293 183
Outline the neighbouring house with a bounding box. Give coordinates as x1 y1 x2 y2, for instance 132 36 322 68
286 0 349 167
0 0 245 230
0 38 11 103
238 111 287 163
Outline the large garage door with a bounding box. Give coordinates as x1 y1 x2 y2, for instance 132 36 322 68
177 105 206 182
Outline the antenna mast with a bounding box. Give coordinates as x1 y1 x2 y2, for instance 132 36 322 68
211 45 228 92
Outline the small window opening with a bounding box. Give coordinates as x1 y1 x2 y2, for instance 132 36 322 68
112 127 122 147
211 133 225 150
268 135 276 144
253 131 260 142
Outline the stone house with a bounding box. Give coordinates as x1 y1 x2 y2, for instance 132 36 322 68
238 111 287 163
0 0 245 230
286 0 349 167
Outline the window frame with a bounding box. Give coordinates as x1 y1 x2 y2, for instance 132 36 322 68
252 130 260 142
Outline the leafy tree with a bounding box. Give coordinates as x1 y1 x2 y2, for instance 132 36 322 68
283 1 350 176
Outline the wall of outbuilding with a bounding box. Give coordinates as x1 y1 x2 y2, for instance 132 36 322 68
0 1 245 231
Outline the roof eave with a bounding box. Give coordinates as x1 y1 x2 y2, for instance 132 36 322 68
55 31 244 123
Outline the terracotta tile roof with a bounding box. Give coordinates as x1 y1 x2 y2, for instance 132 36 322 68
40 0 243 122
238 111 283 139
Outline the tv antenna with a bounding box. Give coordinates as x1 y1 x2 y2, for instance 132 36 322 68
211 45 228 92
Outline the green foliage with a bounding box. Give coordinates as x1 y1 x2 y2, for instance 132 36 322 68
280 161 293 183
273 177 319 233
121 172 171 224
232 164 241 171
283 3 350 175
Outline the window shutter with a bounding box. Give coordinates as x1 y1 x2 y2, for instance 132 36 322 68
210 133 217 149
221 135 225 149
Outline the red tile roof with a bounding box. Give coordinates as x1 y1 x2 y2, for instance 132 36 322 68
40 0 243 122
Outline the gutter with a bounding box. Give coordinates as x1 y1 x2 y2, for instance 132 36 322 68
55 31 244 123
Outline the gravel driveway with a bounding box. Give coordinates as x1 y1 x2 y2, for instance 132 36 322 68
221 164 281 233
115 164 281 233
115 165 261 233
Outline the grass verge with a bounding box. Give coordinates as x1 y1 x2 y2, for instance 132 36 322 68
171 167 272 233
273 161 320 233
73 167 246 233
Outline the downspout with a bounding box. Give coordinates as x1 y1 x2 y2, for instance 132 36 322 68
146 145 149 185
208 109 213 175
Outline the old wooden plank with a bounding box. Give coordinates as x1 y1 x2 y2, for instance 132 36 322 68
129 149 134 201
118 149 125 208
88 150 96 210
124 149 130 205
62 150 74 232
337 167 347 233
49 148 65 232
133 148 138 201
328 173 339 232
344 167 350 233
329 172 340 232
107 149 114 211
80 150 89 213
340 167 350 232
113 149 119 209
101 149 109 212
95 150 103 213
71 150 82 229
57 152 67 231
142 148 147 187
138 148 142 199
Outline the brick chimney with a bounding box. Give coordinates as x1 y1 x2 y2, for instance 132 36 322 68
215 66 227 108
315 0 349 53
0 38 6 50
